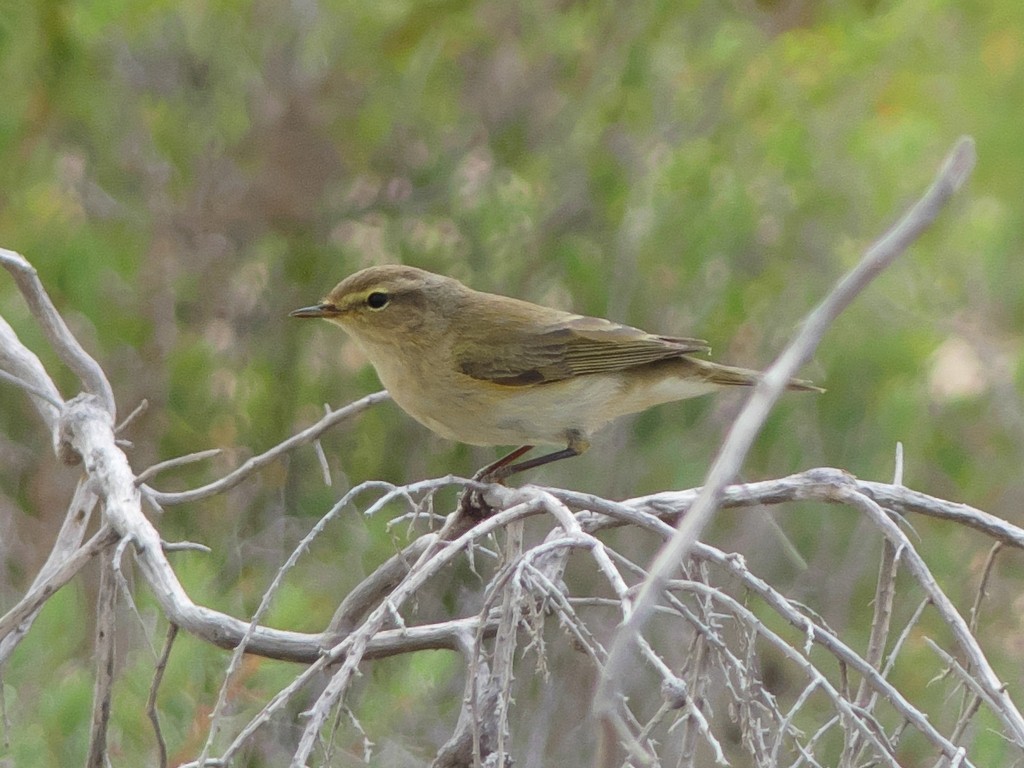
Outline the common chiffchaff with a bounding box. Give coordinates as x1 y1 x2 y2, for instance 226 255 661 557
291 265 821 479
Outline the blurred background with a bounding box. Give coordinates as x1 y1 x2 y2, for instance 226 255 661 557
1 0 1022 764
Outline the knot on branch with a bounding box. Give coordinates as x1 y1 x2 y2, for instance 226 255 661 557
798 467 859 500
57 393 115 466
660 676 689 709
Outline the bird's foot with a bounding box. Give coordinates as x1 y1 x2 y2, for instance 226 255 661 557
457 468 505 521
457 485 495 521
456 446 534 521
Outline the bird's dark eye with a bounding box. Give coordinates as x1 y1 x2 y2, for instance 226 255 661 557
366 291 390 310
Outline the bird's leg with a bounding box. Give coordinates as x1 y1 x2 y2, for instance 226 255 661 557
488 447 578 480
458 433 590 520
458 436 589 520
488 432 590 481
473 445 534 481
458 446 534 522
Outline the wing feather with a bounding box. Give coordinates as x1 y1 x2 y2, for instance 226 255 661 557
456 316 710 387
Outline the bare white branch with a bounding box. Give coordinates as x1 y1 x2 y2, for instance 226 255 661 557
0 313 63 434
0 365 63 408
0 483 105 665
142 391 389 505
0 248 116 417
134 448 223 486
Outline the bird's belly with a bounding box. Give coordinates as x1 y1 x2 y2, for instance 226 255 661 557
386 375 628 448
373 356 722 448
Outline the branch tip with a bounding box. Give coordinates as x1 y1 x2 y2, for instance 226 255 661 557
944 136 977 193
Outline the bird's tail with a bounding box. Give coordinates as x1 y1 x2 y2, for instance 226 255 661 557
686 357 824 393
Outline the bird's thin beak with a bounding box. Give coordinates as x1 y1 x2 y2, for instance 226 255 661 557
289 303 340 319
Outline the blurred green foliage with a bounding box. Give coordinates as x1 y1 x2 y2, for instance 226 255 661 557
2 0 1024 763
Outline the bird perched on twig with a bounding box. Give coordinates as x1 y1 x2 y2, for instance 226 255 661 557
292 265 821 481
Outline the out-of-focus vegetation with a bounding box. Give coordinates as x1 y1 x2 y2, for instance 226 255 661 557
1 0 1022 764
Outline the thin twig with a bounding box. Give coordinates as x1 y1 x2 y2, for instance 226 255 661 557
161 539 212 554
924 638 1005 723
148 624 178 768
326 535 435 639
317 402 334 486
861 542 902 698
935 694 985 768
115 398 149 434
848 444 909 768
143 390 389 505
969 542 1002 635
0 366 64 408
846 538 902 767
0 524 119 644
86 558 117 768
134 448 223 486
315 439 332 486
0 313 63 432
882 598 930 679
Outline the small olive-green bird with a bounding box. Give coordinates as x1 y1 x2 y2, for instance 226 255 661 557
291 265 821 480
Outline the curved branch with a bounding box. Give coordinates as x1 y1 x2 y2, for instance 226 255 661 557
0 248 116 417
0 313 63 434
551 467 1024 549
0 481 101 664
143 391 390 506
0 522 116 651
